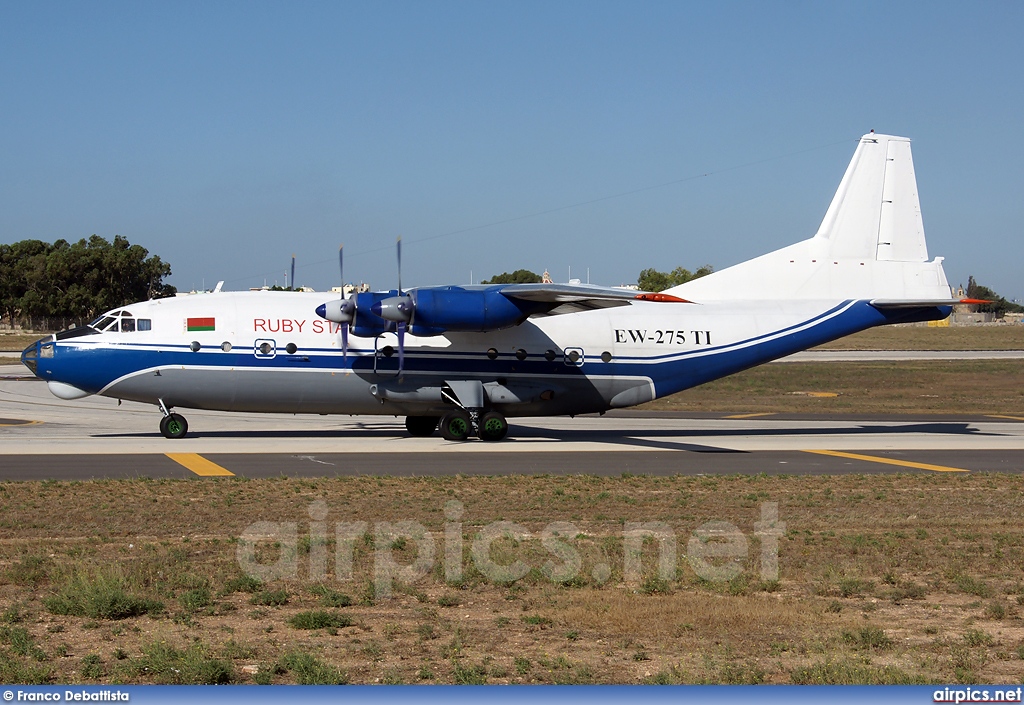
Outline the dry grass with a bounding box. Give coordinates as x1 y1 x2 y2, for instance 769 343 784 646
2 473 1024 684
644 360 1024 414
814 325 1024 351
0 334 43 352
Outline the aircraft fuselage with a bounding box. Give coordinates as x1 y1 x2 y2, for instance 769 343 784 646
23 291 947 418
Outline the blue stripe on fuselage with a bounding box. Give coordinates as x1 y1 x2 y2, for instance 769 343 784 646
36 301 950 401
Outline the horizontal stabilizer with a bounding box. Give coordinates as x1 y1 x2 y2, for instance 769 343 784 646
870 298 988 309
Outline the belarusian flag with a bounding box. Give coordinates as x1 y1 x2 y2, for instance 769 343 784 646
187 317 215 332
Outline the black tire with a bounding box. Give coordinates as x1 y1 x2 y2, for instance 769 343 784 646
439 410 472 442
479 411 508 442
160 413 188 439
405 415 440 437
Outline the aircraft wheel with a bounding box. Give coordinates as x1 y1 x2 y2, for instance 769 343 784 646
479 411 508 442
160 413 188 439
405 415 440 437
439 410 472 442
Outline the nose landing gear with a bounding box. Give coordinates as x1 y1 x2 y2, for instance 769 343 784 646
159 413 188 439
157 399 188 439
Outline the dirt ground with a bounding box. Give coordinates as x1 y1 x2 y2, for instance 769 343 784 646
2 473 1023 684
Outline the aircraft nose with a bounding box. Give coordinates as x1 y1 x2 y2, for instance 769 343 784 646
21 340 40 376
315 303 327 318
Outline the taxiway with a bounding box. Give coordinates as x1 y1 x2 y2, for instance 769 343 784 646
2 365 1022 480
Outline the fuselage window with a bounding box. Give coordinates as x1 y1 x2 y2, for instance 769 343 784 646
121 318 136 333
138 319 152 331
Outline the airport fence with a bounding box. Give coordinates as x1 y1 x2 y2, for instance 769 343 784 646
0 317 86 333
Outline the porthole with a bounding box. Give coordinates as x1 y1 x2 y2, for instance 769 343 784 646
285 343 298 355
544 349 556 362
221 342 232 352
486 348 498 360
567 350 580 363
259 342 273 355
381 345 395 358
189 341 201 352
601 351 612 363
515 348 527 361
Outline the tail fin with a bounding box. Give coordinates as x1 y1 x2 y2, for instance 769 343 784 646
815 133 928 262
666 133 950 301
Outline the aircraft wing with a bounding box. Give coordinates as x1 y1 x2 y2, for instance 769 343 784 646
498 283 691 316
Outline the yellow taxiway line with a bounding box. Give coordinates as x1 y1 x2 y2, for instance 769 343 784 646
724 412 776 419
165 453 235 477
988 414 1024 422
803 449 968 473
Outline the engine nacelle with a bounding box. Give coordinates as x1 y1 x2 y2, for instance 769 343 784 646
316 292 394 337
315 286 547 337
409 287 537 332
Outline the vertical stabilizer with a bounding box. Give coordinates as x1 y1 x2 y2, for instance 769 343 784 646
814 133 928 262
665 132 949 302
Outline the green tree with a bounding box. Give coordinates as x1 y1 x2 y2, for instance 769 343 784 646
0 235 175 327
637 265 713 292
965 276 1024 317
480 269 542 284
0 240 50 323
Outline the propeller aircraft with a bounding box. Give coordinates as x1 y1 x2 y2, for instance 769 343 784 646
21 133 971 442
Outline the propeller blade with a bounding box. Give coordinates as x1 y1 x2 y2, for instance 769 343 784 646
396 236 402 296
397 321 406 376
339 245 348 364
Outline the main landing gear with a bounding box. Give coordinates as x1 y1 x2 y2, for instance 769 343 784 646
406 410 509 442
157 399 188 439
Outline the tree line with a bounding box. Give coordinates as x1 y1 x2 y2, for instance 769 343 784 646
0 236 176 329
966 276 1024 317
480 266 714 291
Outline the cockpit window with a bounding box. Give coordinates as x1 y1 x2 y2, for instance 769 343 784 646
90 310 149 333
89 316 118 332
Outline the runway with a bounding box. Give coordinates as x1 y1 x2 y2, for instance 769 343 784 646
2 365 1023 480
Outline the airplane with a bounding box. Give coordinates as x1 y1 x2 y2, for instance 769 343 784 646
21 132 974 442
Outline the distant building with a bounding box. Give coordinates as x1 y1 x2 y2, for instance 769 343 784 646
330 283 371 296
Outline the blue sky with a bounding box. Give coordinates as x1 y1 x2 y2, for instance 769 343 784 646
2 1 1022 299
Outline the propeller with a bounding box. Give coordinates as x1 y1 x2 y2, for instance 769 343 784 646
369 237 411 375
396 237 406 375
314 244 356 363
317 237 411 375
339 245 349 361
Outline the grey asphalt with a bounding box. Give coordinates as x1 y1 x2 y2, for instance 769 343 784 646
1 448 1022 481
3 363 1024 480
